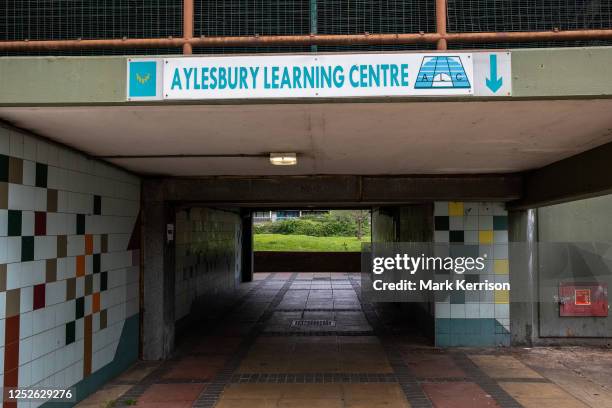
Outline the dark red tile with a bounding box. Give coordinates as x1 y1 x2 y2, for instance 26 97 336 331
423 382 501 408
5 315 19 345
33 284 46 310
139 383 206 403
404 354 466 378
162 356 226 381
4 341 19 371
35 211 46 236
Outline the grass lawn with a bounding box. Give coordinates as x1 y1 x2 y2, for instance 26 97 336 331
254 233 370 252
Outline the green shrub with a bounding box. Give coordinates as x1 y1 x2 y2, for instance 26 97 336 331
253 211 370 238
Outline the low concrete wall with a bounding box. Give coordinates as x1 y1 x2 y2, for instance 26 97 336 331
254 251 361 272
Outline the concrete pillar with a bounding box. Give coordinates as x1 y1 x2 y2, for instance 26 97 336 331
241 209 254 283
508 209 538 346
142 182 176 360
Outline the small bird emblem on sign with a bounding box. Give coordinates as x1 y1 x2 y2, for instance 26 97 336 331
135 73 151 84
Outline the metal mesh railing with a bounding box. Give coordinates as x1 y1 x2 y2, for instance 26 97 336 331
194 0 311 36
317 0 436 34
447 0 612 32
0 0 183 41
2 0 612 55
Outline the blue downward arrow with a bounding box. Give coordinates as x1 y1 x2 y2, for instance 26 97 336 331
486 54 503 93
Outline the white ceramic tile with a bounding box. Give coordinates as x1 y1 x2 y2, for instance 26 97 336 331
465 303 480 318
22 160 36 186
494 231 508 243
21 211 35 236
0 127 10 155
0 210 7 236
6 262 22 290
20 285 33 314
449 216 464 230
435 302 450 318
434 201 449 216
480 303 495 318
434 231 449 243
20 311 33 339
478 215 493 230
22 135 37 161
9 130 23 158
450 304 466 319
19 336 33 366
34 236 57 261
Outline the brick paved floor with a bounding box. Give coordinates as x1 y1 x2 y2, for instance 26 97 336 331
78 272 612 408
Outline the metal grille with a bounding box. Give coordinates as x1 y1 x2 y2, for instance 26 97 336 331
193 46 311 55
0 0 183 41
291 319 337 327
317 0 436 34
0 48 183 57
447 0 612 32
449 40 612 48
195 0 311 36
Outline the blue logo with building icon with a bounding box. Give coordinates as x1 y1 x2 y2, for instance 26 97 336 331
415 56 470 89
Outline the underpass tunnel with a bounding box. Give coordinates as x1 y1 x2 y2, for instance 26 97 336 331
169 204 440 367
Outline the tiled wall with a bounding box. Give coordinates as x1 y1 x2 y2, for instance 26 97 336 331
175 208 242 322
433 202 510 347
0 125 141 406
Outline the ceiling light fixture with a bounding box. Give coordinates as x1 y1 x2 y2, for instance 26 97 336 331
269 152 297 166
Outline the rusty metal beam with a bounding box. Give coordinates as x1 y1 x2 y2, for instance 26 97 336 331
182 0 194 55
436 0 448 50
1 29 612 51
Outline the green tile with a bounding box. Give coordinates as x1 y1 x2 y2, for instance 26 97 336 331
450 290 465 304
94 195 101 215
493 216 508 231
93 254 101 274
35 163 48 188
66 321 75 345
7 210 21 236
100 272 108 291
0 155 8 182
21 236 34 262
76 297 84 319
77 214 85 235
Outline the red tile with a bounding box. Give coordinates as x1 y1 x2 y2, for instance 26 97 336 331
3 368 18 388
404 354 466 378
4 341 19 372
423 382 501 408
163 356 226 381
33 284 46 310
34 211 46 236
140 383 206 403
136 402 193 408
85 234 94 255
4 315 19 345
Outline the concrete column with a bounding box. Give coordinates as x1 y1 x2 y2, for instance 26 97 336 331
508 208 538 346
142 182 176 360
241 209 254 283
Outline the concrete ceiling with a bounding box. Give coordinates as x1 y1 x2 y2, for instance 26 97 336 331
1 99 612 176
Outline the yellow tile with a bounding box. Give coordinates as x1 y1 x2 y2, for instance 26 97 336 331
495 290 509 304
499 382 589 408
494 259 509 275
470 356 543 379
449 202 464 216
479 230 494 244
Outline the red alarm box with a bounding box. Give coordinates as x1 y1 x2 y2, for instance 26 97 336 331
559 283 608 317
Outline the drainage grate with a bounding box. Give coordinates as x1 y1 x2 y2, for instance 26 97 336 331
291 319 336 327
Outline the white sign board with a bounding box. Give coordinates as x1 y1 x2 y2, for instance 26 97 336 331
161 53 475 100
473 52 512 97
